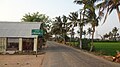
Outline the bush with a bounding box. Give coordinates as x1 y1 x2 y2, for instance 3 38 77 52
66 38 91 50
82 38 91 50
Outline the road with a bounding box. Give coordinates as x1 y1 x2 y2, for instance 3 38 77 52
42 41 120 67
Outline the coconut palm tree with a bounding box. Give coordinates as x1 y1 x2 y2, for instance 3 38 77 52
51 15 70 42
68 11 85 49
109 31 113 40
68 12 78 42
85 10 99 51
112 27 119 40
96 0 120 22
62 15 68 43
83 30 86 38
87 27 92 39
51 16 63 41
103 33 109 40
74 0 100 51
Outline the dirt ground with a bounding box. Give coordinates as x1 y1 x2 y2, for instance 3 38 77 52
0 54 45 67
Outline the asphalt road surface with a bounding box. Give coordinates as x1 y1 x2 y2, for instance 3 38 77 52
42 41 120 67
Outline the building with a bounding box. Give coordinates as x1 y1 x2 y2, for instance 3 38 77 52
0 22 43 52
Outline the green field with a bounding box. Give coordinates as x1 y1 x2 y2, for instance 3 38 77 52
94 42 120 56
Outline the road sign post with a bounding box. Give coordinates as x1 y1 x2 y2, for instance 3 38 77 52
32 29 43 36
32 29 43 57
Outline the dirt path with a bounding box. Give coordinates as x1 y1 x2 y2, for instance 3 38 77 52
0 55 44 67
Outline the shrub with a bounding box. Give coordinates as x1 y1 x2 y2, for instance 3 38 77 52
82 38 91 50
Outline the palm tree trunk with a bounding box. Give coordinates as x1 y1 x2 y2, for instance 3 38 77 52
63 33 66 44
90 27 95 52
116 6 120 22
79 26 83 49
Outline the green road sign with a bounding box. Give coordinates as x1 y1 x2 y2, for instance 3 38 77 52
32 29 43 36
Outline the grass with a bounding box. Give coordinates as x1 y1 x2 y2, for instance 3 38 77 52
94 42 120 56
67 41 120 56
69 42 79 47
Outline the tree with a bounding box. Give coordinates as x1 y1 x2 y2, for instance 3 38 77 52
103 33 109 40
69 12 78 42
87 27 92 39
112 27 119 40
22 12 49 22
83 30 86 38
21 12 51 50
62 15 68 43
51 15 69 42
51 16 63 41
68 11 85 49
22 12 51 40
74 0 100 51
109 31 113 40
96 0 120 22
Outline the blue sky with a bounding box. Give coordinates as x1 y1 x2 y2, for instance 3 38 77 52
0 0 120 38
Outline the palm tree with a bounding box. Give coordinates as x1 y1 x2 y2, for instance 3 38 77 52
51 16 69 42
83 30 86 38
87 11 99 51
109 31 113 40
51 16 63 41
62 15 68 43
68 11 85 49
87 27 92 39
112 27 119 40
69 29 75 42
103 33 109 40
74 0 100 51
68 12 78 42
96 0 120 22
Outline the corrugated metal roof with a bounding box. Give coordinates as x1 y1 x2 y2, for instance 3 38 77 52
0 22 42 38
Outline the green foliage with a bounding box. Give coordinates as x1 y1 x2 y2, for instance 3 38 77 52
21 12 49 22
67 39 91 50
82 39 91 50
21 12 52 40
94 42 120 56
68 42 79 47
96 0 120 22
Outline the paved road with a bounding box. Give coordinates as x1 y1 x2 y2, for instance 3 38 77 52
42 41 120 67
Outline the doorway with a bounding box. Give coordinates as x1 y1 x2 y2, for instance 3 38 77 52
22 38 34 51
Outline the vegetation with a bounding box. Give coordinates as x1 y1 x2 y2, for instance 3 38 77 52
68 11 86 49
21 12 52 39
51 15 70 43
94 42 120 56
96 0 120 22
50 0 120 53
19 0 120 57
21 12 52 50
74 0 100 51
103 27 119 41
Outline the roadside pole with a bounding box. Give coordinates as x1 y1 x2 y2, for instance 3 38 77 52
36 49 37 57
32 29 43 57
36 36 38 57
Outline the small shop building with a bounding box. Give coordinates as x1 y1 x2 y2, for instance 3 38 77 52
0 22 43 52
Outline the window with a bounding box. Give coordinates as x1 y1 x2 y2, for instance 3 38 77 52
7 38 19 50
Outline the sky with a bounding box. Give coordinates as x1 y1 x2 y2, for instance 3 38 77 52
0 0 120 38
